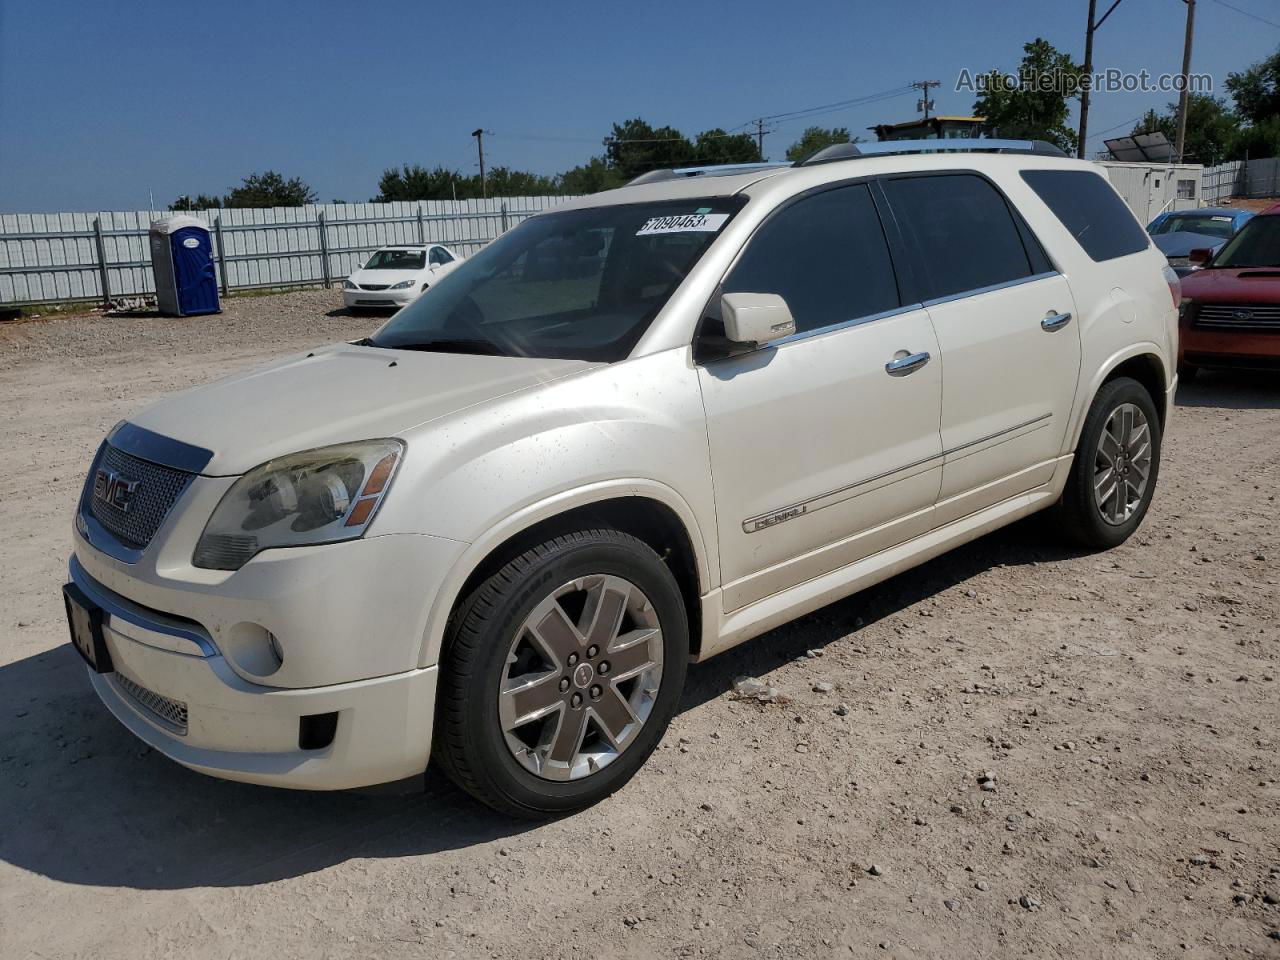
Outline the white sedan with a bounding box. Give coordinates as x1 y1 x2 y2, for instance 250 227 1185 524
342 244 464 310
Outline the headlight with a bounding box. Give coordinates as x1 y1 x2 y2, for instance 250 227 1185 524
390 279 415 290
193 439 404 571
343 278 358 290
1179 297 1196 320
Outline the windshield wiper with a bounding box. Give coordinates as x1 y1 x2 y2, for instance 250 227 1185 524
377 338 507 356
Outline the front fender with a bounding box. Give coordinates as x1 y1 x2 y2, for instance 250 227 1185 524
413 478 712 669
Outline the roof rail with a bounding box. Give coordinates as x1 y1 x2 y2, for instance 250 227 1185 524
796 138 1067 166
626 162 788 186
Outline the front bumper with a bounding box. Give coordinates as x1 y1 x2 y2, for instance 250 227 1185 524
342 286 418 309
70 557 440 790
1180 323 1280 369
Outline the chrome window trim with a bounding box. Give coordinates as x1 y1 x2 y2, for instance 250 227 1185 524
742 412 1054 533
921 270 1060 309
770 301 927 347
69 554 217 657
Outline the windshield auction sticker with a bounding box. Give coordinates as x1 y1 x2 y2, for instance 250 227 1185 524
636 211 729 236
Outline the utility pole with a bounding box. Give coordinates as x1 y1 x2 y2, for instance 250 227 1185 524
1175 0 1197 162
1078 0 1127 159
471 128 486 199
912 80 940 120
755 118 765 158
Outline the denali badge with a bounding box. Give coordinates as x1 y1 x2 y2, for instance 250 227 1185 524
744 504 808 533
94 468 140 513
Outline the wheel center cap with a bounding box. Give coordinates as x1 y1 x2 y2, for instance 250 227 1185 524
572 662 595 689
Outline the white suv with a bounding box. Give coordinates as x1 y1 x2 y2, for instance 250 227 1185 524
64 141 1179 817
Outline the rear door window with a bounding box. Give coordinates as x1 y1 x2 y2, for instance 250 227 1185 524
722 183 900 334
882 173 1040 301
1020 169 1150 262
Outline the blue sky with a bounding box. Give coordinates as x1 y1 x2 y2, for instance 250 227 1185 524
1 0 1277 212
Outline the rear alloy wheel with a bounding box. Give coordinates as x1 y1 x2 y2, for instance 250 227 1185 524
1092 402 1153 526
1053 376 1162 549
434 529 687 817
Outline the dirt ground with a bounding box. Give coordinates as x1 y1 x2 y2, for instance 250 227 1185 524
0 289 1277 960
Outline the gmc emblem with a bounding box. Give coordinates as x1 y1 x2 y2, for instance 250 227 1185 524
94 468 140 513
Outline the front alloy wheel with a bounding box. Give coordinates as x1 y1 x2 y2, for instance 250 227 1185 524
500 574 664 781
434 529 688 817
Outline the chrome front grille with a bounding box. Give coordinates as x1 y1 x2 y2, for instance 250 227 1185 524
1194 303 1280 332
360 283 390 291
115 674 189 734
87 445 193 549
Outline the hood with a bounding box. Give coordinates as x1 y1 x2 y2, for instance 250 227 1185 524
1181 266 1280 304
350 268 421 287
126 344 596 475
1152 232 1224 258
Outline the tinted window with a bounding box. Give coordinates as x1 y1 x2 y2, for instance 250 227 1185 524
883 174 1036 300
723 184 899 334
1212 215 1280 268
430 247 454 264
1021 169 1150 262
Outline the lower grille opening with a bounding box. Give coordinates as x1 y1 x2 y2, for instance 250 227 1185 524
116 674 189 735
298 712 339 751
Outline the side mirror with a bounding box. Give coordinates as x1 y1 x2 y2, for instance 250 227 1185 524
1188 247 1214 265
721 292 797 347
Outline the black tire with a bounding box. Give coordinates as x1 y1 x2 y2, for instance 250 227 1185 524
433 529 688 818
1052 376 1162 550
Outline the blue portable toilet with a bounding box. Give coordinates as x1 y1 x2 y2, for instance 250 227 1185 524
149 215 220 316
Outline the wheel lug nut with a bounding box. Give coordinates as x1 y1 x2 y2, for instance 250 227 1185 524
589 684 602 700
570 692 583 708
559 677 570 692
598 661 610 675
567 653 579 667
587 644 599 658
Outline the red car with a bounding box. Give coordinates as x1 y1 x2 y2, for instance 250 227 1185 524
1179 204 1280 377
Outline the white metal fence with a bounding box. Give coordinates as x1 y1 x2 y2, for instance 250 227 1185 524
1201 157 1280 204
0 196 580 307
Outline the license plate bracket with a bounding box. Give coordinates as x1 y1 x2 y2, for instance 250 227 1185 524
63 582 114 674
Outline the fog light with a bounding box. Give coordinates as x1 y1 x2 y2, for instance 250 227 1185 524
299 712 338 750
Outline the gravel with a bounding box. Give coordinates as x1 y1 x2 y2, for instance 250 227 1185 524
1 290 1278 959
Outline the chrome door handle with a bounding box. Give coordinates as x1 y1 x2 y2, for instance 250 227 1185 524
885 351 931 376
1041 311 1072 332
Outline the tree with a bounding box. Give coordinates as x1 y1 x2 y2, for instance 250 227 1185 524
481 166 559 197
1225 47 1280 128
375 164 465 201
605 118 694 180
785 126 855 162
557 156 625 194
691 128 761 166
171 193 223 211
973 38 1083 154
1132 95 1238 165
225 171 317 207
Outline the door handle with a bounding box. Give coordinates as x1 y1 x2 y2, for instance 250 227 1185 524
885 351 931 376
1041 311 1072 332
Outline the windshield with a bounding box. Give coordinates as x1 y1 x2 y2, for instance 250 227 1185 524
1210 216 1280 268
363 249 426 270
367 197 745 362
1149 214 1238 239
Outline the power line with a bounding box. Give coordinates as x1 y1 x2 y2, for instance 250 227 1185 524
1211 0 1280 29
